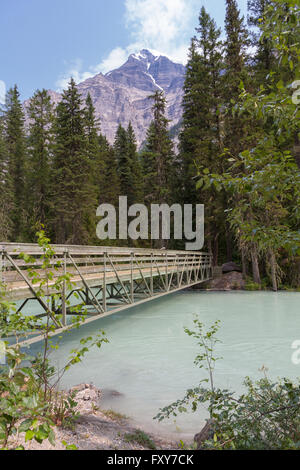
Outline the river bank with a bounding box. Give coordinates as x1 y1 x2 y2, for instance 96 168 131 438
9 384 189 451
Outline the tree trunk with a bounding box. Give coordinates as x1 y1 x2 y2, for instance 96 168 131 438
269 249 278 292
225 230 233 262
293 132 300 169
241 248 248 278
213 234 219 267
251 244 261 285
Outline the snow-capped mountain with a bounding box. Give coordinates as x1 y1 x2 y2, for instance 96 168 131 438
25 50 186 147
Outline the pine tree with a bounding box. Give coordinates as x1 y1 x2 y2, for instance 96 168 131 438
27 89 54 238
143 91 174 206
100 135 120 207
222 0 250 262
84 92 102 176
53 79 96 244
179 7 224 259
114 124 132 199
247 0 275 82
142 91 175 248
126 122 144 204
4 85 27 240
0 116 14 240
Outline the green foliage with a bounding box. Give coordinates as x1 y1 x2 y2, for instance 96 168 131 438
124 430 156 450
114 122 144 207
26 89 54 238
0 117 14 240
245 281 262 291
4 85 27 241
0 231 108 449
53 79 97 244
155 320 300 450
142 91 175 206
101 409 128 421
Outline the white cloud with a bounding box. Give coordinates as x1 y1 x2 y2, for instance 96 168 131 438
56 59 95 91
56 48 133 91
56 0 197 90
0 80 6 105
96 47 130 74
124 0 195 62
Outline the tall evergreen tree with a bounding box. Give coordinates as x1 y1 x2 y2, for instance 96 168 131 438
114 124 131 199
126 122 144 204
143 91 174 206
179 7 224 259
0 116 14 240
4 85 27 240
27 89 54 238
248 0 275 82
223 0 249 154
99 135 120 207
222 0 250 262
84 92 101 173
142 91 175 248
53 79 96 244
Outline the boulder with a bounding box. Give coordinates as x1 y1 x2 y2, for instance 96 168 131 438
76 388 99 402
70 383 101 402
209 271 245 291
222 262 242 274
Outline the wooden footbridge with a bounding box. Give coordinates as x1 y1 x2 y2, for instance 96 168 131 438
0 243 213 345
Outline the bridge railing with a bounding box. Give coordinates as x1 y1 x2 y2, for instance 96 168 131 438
0 243 213 344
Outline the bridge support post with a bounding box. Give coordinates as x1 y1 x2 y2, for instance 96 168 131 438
165 253 169 292
62 250 67 326
130 252 134 303
150 253 154 295
103 252 107 312
0 250 4 284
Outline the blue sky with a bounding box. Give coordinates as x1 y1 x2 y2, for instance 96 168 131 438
0 0 248 102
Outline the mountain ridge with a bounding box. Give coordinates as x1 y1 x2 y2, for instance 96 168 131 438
24 49 185 148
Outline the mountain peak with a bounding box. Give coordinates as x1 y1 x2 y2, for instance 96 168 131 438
130 49 157 62
105 49 185 94
26 48 185 149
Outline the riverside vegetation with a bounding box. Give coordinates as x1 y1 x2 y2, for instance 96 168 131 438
0 231 108 450
0 0 299 290
155 318 300 450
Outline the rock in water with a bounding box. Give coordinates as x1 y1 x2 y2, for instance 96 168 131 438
209 271 245 290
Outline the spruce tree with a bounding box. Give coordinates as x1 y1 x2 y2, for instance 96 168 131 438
114 124 132 200
84 92 102 177
53 79 96 244
100 135 120 206
248 0 275 82
0 116 14 240
142 91 175 248
126 122 144 204
143 91 174 206
27 89 54 238
222 0 250 262
179 8 224 259
4 85 27 241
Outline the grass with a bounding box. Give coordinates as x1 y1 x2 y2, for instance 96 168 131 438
124 430 156 450
101 409 128 421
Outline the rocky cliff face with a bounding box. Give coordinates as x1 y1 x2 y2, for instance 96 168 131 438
24 50 185 148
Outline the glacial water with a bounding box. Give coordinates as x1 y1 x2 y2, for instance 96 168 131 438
28 291 300 438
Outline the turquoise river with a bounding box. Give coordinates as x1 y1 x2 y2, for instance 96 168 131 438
28 290 300 439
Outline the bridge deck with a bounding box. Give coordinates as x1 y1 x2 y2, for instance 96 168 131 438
0 243 213 345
